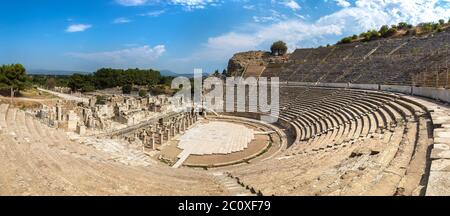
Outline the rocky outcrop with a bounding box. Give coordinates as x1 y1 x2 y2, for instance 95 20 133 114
227 51 289 77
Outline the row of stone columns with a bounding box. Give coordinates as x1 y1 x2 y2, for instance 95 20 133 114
138 112 199 150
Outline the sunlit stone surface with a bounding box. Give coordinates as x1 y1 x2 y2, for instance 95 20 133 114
178 122 255 156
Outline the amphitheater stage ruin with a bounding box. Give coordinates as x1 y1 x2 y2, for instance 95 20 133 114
2 28 450 196
160 117 283 169
1 82 449 196
3 78 450 196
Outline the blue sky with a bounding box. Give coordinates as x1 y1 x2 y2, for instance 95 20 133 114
1 0 449 74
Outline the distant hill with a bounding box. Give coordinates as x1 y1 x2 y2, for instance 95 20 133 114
160 69 194 78
160 70 179 77
29 68 196 78
28 69 89 76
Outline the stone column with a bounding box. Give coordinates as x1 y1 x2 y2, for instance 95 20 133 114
182 119 186 131
150 132 156 150
170 126 175 137
158 131 164 145
56 105 63 121
177 122 182 134
166 128 172 141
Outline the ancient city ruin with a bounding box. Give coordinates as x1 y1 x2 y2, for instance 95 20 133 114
1 1 450 197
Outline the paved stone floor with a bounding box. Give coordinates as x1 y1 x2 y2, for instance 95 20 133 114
173 122 255 168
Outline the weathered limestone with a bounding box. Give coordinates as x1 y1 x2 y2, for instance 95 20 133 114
150 132 156 150
431 144 450 160
158 132 164 145
56 105 63 121
67 111 78 131
76 125 86 136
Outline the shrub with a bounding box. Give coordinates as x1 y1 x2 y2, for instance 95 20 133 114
139 89 148 97
122 84 132 94
379 25 389 36
81 84 95 93
361 30 381 42
420 22 434 33
383 27 398 38
339 37 353 44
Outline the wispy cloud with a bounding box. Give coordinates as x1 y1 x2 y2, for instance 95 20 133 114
184 0 450 64
116 0 147 6
335 0 351 8
113 17 132 24
116 0 221 10
66 24 92 33
281 0 301 11
67 45 166 68
170 0 221 10
139 10 166 17
243 5 255 10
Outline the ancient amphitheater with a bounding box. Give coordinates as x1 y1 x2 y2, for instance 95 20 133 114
1 30 450 196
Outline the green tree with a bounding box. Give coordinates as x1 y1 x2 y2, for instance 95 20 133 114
397 22 411 29
212 69 220 77
47 77 56 89
270 41 288 56
139 89 148 97
68 73 88 91
420 22 434 33
222 69 228 77
379 25 389 36
339 37 353 44
81 84 96 93
439 19 445 25
122 84 132 94
361 30 381 42
0 64 29 101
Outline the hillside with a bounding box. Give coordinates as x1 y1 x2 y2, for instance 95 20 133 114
227 51 289 77
228 25 450 87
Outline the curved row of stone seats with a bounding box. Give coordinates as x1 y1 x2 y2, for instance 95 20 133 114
264 30 450 84
396 95 450 196
284 91 370 140
287 92 421 156
228 88 433 196
243 65 266 78
0 104 224 195
280 87 337 110
261 63 285 78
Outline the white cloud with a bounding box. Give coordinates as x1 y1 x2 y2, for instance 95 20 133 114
185 0 450 63
169 0 221 10
116 0 147 6
243 5 255 10
117 0 220 10
66 24 92 33
253 10 287 23
139 10 166 17
186 21 340 62
281 0 301 11
335 0 351 7
113 17 132 24
68 45 166 68
319 0 450 32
